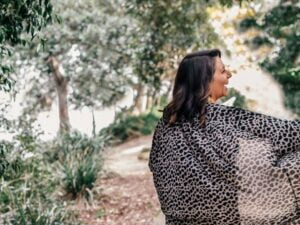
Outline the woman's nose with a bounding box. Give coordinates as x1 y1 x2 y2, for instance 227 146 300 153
226 70 232 79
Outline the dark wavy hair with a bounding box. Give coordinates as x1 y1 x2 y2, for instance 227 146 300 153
161 49 222 127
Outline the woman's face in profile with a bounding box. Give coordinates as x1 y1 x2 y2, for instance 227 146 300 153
209 57 231 102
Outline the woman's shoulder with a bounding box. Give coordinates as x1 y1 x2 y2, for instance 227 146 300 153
206 102 249 118
158 102 256 129
206 102 245 112
160 102 246 122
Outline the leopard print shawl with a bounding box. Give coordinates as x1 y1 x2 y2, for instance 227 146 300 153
149 102 300 225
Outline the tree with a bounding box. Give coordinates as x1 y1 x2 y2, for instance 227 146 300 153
13 0 135 133
238 0 300 115
125 0 221 114
0 0 55 92
11 0 246 133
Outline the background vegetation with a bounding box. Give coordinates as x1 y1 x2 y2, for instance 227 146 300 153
0 0 298 224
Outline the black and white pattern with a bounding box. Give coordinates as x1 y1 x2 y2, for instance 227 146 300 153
149 102 300 225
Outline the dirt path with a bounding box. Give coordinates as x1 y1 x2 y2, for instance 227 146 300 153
77 135 165 225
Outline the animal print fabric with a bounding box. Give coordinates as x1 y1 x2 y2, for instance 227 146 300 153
149 102 300 225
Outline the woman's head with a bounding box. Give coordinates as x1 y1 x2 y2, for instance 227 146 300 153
209 56 231 103
163 49 231 127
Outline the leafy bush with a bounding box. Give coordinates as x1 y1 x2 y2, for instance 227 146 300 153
239 4 300 116
0 124 86 224
2 201 80 225
0 141 12 178
50 130 104 202
0 145 75 224
0 138 57 214
99 111 160 145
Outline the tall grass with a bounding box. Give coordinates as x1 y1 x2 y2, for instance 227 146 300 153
50 130 104 202
0 125 105 224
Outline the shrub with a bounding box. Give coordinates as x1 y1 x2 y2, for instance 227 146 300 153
0 141 12 178
2 201 80 225
0 127 82 225
0 138 57 214
51 130 104 202
99 111 160 145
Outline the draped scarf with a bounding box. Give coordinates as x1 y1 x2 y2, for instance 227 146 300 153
149 102 300 225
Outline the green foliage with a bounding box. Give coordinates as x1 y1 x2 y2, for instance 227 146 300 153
0 143 63 223
3 202 79 225
218 0 245 7
0 141 12 178
14 0 237 122
15 0 132 116
125 0 220 90
99 111 160 145
0 0 55 92
238 17 258 32
61 157 98 200
50 131 104 201
238 1 300 115
245 36 272 49
0 118 103 224
0 137 57 216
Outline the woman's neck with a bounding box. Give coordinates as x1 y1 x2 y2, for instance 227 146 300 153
208 96 217 104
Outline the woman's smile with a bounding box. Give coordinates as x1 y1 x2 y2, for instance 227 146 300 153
209 57 231 102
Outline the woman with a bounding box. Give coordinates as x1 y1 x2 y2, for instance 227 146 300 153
149 49 300 225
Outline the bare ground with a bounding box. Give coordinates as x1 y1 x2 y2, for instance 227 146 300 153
76 135 164 225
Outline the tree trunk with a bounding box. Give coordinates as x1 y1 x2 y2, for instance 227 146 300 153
166 78 174 101
145 89 153 111
132 83 146 115
47 56 71 133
